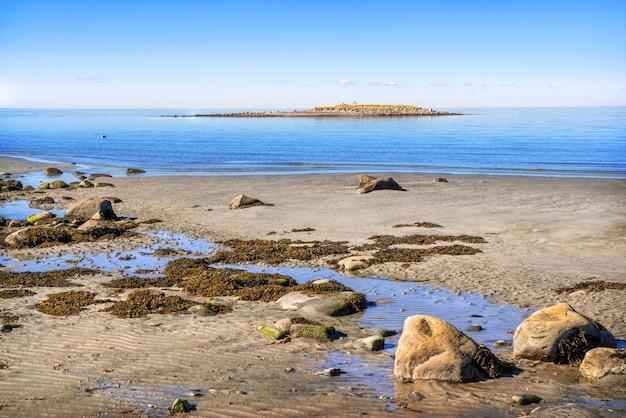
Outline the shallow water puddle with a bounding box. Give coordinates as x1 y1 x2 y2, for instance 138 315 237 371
0 199 66 219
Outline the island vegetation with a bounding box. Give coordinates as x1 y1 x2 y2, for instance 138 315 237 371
169 103 460 118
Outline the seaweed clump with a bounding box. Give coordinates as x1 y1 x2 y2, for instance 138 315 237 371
102 275 181 289
179 266 298 302
0 267 98 288
103 290 230 318
37 291 99 316
209 239 350 265
556 279 626 294
0 289 36 299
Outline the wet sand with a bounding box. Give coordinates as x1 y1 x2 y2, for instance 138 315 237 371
1 156 626 417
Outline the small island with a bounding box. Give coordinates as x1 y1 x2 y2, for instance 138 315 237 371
170 104 460 118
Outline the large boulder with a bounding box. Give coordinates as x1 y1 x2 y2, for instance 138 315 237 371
65 198 118 223
0 179 22 191
394 315 503 382
356 176 405 194
513 303 616 364
579 347 626 381
276 289 367 317
44 167 63 176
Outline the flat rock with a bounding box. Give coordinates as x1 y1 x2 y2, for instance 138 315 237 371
356 176 405 194
579 347 626 381
336 255 375 271
229 194 267 209
65 198 118 223
275 291 367 317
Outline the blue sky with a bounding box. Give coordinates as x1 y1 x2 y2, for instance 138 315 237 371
1 1 624 109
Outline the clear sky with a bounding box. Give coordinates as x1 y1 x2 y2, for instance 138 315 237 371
1 1 624 109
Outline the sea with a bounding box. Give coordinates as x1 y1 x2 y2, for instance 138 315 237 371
1 106 625 178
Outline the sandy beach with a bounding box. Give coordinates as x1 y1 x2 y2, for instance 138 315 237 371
1 156 625 417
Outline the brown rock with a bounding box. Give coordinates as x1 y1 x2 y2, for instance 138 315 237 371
229 194 267 209
65 198 118 223
394 315 503 382
356 176 406 194
513 303 616 364
580 347 626 380
44 167 63 176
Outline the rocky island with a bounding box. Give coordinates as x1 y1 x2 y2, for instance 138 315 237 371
174 103 460 118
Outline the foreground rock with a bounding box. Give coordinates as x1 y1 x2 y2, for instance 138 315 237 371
0 179 23 191
513 303 616 364
579 347 626 381
356 175 406 194
394 315 503 382
229 194 269 209
276 290 367 317
65 198 118 222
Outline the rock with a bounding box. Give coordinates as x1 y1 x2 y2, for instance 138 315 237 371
357 174 377 186
493 340 512 348
229 194 267 209
27 211 56 224
44 167 63 176
125 168 146 175
65 198 118 223
257 324 286 340
49 180 68 189
579 347 626 380
274 318 293 333
93 182 114 188
0 179 23 191
171 398 191 413
356 176 406 194
357 335 385 351
394 315 504 382
336 255 375 271
315 367 341 376
290 323 335 341
433 177 448 183
512 394 543 405
513 303 616 364
79 180 94 188
466 324 483 332
29 196 55 207
276 291 367 317
5 228 31 246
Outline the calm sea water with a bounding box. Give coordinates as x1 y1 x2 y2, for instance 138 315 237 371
1 107 625 178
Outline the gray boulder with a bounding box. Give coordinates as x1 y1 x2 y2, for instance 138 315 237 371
65 198 118 223
44 167 63 176
394 315 503 382
513 303 616 364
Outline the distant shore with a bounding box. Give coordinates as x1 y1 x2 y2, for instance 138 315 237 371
164 103 461 118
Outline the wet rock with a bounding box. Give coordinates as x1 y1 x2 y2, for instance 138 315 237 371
0 179 22 191
336 255 375 271
257 324 286 340
579 347 626 381
512 394 542 405
171 398 192 413
290 323 335 341
65 198 118 223
229 194 268 209
357 335 385 351
29 196 55 207
356 176 406 194
27 211 56 225
513 303 616 364
44 167 63 176
315 367 341 376
125 168 145 175
466 324 483 332
394 315 504 382
276 290 367 317
49 180 68 189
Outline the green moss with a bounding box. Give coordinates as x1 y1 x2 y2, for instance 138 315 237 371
325 293 367 316
257 324 286 340
290 324 335 341
38 182 50 190
50 180 68 189
171 398 191 413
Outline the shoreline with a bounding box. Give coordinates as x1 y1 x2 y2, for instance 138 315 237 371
2 156 626 416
